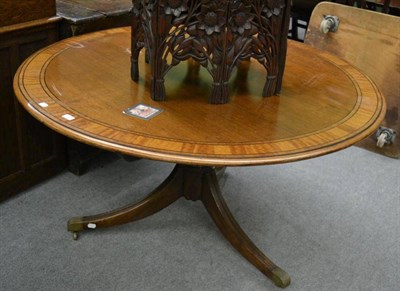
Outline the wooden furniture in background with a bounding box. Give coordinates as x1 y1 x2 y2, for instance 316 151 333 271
0 2 66 202
305 2 399 158
0 0 56 27
56 0 134 175
290 0 400 41
343 0 400 13
290 0 324 40
14 28 385 287
57 0 132 38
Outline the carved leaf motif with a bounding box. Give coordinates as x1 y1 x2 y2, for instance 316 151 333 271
260 16 270 27
176 46 192 56
131 0 289 102
192 39 205 53
175 34 185 45
251 35 263 49
226 48 235 65
177 38 193 51
213 49 222 65
172 15 187 26
187 25 197 36
234 37 243 53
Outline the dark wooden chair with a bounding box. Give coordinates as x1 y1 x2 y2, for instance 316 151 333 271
290 0 399 41
304 1 400 158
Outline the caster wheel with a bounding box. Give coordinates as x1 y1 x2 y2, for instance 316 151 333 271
72 232 79 240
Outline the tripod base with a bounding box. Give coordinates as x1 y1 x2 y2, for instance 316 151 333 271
68 164 290 288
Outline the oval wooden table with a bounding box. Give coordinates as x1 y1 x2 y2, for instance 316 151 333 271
14 27 385 288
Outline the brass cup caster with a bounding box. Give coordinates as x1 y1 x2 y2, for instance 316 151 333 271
271 267 291 288
72 232 79 240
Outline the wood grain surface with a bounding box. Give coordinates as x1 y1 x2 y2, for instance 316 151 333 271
305 2 399 157
13 27 386 166
0 0 56 27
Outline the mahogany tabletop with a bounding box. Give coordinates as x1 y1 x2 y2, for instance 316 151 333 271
14 27 385 166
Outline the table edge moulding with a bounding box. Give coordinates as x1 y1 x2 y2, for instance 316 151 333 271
13 28 386 167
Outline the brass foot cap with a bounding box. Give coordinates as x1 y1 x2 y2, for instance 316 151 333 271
67 217 85 232
271 267 291 288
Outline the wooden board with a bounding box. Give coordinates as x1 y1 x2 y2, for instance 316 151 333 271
0 0 56 27
58 0 132 16
56 0 132 39
305 2 400 157
14 28 385 166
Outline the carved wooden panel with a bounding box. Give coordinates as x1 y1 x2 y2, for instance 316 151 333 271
131 0 291 104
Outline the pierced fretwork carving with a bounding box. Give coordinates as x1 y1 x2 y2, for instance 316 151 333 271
131 0 290 104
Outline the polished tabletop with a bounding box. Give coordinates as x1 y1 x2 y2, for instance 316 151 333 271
14 27 385 166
